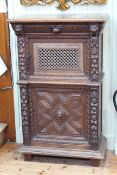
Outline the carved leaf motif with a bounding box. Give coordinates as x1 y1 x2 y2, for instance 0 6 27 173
81 0 107 4
20 0 107 10
57 0 70 10
20 0 44 5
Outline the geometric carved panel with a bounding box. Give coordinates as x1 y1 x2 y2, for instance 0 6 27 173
32 90 84 138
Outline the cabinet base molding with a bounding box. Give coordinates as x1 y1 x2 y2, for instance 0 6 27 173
18 136 107 165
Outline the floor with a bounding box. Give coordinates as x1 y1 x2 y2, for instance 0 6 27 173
0 143 117 175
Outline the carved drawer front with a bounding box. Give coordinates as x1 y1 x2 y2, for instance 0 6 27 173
23 24 87 34
13 23 103 35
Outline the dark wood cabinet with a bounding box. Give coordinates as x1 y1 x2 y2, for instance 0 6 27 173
10 15 107 165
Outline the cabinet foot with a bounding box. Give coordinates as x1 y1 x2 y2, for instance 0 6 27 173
90 159 100 167
24 154 33 161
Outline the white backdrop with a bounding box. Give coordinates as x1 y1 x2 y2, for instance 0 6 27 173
0 0 6 12
7 0 117 151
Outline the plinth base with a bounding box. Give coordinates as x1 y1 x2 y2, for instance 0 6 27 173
18 136 107 166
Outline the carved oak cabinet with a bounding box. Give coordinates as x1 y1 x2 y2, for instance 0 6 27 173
10 15 107 166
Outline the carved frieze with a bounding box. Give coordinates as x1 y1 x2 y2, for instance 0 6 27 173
20 0 107 10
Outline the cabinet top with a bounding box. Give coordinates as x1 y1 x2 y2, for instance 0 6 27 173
9 14 107 23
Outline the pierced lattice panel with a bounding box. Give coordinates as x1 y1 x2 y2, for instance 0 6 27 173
38 48 79 69
33 43 83 74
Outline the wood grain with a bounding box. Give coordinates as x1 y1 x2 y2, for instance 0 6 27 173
11 19 106 163
0 13 11 88
0 143 116 175
0 90 15 141
0 13 15 141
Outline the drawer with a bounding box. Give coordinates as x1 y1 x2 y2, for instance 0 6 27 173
22 23 90 34
12 22 102 35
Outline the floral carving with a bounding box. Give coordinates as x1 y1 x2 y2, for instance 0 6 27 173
86 91 91 144
17 37 27 80
14 25 24 36
90 24 99 81
20 0 107 10
28 87 34 136
20 85 31 145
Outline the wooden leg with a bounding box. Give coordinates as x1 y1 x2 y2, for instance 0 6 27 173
24 154 33 161
90 159 100 167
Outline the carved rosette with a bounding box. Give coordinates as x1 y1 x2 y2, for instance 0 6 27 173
90 88 99 146
17 36 27 80
90 24 99 81
20 85 31 145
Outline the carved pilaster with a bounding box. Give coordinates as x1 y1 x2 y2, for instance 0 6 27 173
20 85 31 145
17 37 27 80
28 87 34 136
90 88 99 146
90 24 99 81
86 39 90 78
86 91 91 144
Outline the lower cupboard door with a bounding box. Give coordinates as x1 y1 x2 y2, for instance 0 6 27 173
27 84 100 148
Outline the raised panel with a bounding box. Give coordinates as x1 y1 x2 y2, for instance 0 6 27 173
28 85 90 145
34 92 83 136
28 39 89 81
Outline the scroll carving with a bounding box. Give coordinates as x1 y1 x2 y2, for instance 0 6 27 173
20 85 31 145
20 0 107 10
